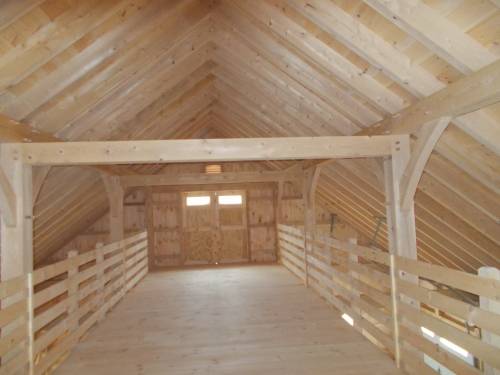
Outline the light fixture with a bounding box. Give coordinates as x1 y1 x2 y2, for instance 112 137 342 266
205 164 222 174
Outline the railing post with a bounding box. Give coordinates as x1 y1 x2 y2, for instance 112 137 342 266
479 267 500 375
121 239 127 297
95 243 105 322
347 237 363 331
26 272 34 375
389 253 400 366
67 250 79 334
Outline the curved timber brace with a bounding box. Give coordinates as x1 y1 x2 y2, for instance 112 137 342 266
399 117 452 211
0 165 16 227
0 145 33 280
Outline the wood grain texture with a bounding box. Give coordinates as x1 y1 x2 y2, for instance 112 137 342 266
54 265 401 375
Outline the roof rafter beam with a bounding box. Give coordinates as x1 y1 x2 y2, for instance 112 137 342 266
363 0 497 74
361 59 500 136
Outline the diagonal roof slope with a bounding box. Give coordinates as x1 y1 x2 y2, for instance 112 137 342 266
0 0 499 270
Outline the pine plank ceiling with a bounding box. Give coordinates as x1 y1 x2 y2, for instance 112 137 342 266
0 0 499 270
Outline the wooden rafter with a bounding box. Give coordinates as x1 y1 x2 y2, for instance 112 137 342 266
360 60 500 136
363 0 497 74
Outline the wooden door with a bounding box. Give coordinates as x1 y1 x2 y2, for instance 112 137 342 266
182 190 248 265
148 190 183 267
214 190 249 263
182 191 215 265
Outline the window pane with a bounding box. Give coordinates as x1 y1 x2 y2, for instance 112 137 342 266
218 195 242 205
186 196 210 206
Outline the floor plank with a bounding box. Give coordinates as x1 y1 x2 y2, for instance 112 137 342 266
55 265 401 374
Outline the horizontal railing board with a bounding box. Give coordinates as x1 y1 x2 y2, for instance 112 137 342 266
399 302 500 369
34 317 68 357
33 279 68 310
278 234 305 250
0 232 148 375
279 226 394 356
0 343 29 375
278 224 499 374
34 298 69 332
280 250 305 273
399 324 481 375
33 258 72 285
0 300 28 328
76 264 98 284
398 278 500 336
0 275 26 301
308 275 394 354
396 256 500 301
281 258 305 281
0 321 27 357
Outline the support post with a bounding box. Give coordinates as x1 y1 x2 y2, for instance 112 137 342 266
26 272 34 375
101 174 124 243
144 187 155 270
384 136 419 369
478 267 500 375
303 166 321 287
274 179 284 263
0 145 33 281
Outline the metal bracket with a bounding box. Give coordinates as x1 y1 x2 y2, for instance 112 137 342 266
370 215 386 247
330 213 337 235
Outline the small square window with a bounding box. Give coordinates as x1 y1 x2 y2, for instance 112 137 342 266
218 195 242 205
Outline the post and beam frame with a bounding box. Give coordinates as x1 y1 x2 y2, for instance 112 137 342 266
0 135 416 369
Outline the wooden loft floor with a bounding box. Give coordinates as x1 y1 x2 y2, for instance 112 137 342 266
54 265 401 375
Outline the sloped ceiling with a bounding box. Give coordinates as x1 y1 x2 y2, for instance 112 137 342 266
0 0 499 271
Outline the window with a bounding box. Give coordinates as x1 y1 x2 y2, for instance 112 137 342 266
218 195 242 205
186 196 210 206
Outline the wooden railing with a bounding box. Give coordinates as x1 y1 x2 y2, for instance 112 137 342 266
278 224 500 375
0 231 148 375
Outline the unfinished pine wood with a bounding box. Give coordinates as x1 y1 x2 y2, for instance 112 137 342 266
0 0 498 274
53 265 401 375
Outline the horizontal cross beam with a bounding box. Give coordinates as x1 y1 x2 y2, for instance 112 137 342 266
120 170 301 188
6 136 404 166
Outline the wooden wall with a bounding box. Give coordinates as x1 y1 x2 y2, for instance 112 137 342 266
50 163 365 267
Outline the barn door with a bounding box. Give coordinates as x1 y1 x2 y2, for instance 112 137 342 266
182 192 215 265
214 190 249 263
182 190 248 265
